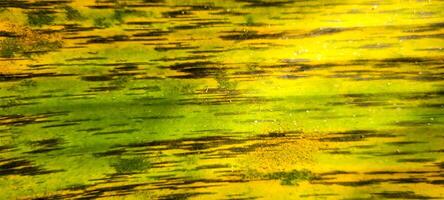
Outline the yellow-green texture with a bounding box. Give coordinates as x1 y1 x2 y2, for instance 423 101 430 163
0 0 443 199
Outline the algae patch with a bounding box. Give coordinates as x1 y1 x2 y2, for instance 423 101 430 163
111 157 151 173
0 24 62 58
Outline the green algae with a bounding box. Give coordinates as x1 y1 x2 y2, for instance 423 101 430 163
0 0 443 199
111 157 151 173
26 10 55 27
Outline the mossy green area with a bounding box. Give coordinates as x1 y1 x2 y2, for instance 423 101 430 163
26 10 56 27
0 0 443 199
111 157 151 173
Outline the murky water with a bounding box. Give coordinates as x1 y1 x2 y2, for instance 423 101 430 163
0 0 443 199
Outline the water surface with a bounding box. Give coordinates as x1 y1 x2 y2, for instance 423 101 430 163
0 0 443 199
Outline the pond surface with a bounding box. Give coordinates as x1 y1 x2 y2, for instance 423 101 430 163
0 0 443 199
